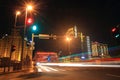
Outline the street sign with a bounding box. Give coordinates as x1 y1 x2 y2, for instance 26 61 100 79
39 34 50 39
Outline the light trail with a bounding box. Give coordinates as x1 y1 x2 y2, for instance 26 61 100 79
36 62 120 68
34 62 120 72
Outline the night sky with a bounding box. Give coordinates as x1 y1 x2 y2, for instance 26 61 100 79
0 0 120 50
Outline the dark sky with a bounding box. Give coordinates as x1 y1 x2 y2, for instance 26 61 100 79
0 0 120 47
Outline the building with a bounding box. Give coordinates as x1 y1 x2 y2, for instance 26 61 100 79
0 28 32 65
60 36 109 61
33 52 58 62
91 42 109 57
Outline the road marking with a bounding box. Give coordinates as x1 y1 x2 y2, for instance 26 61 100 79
36 66 63 72
40 66 51 72
36 65 85 72
38 68 42 72
106 74 120 78
45 66 58 71
57 69 66 71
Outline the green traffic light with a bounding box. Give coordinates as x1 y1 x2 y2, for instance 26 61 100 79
32 25 37 31
115 34 120 38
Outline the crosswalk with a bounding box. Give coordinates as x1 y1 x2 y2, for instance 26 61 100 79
34 66 66 72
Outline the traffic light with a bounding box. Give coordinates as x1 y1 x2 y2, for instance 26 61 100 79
32 25 37 31
11 45 16 52
31 25 40 34
112 27 117 32
111 27 120 38
27 18 33 25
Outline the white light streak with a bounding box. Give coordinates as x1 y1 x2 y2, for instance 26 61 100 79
37 62 120 68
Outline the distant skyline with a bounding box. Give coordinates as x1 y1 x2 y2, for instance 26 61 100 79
0 0 120 47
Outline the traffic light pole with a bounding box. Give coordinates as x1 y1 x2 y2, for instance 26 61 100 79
8 48 12 71
21 33 24 69
8 46 13 71
8 37 16 71
20 9 27 69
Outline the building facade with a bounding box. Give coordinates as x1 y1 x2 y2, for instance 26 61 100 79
0 28 32 64
91 42 109 57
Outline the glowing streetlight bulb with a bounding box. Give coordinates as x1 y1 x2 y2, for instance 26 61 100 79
16 11 21 15
66 37 71 41
27 5 33 11
14 11 21 27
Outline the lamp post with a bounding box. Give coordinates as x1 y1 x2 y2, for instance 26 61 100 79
14 11 21 27
66 37 72 55
8 11 21 71
24 5 33 34
21 4 33 69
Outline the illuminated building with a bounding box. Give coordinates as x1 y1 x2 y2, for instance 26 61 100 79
91 42 109 57
33 52 58 62
0 28 32 63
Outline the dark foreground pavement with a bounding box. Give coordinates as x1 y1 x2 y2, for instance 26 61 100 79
0 66 120 80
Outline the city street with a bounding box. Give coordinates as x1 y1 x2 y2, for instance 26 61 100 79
0 66 120 80
0 0 120 80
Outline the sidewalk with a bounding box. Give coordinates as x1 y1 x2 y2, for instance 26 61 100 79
0 66 33 74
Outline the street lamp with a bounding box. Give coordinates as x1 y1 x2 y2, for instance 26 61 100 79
8 10 21 71
66 36 72 55
24 4 33 34
21 4 33 69
14 11 21 27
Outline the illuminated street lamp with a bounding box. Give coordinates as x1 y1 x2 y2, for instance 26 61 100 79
27 5 33 11
66 36 72 55
21 4 33 69
24 4 33 33
66 37 71 41
8 11 21 71
14 11 21 27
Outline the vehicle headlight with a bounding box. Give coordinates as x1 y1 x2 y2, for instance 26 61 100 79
36 62 41 66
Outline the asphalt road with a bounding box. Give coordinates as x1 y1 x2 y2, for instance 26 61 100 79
0 66 120 80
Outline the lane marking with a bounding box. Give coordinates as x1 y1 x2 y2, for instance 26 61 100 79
36 66 61 72
45 66 58 71
106 74 120 78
